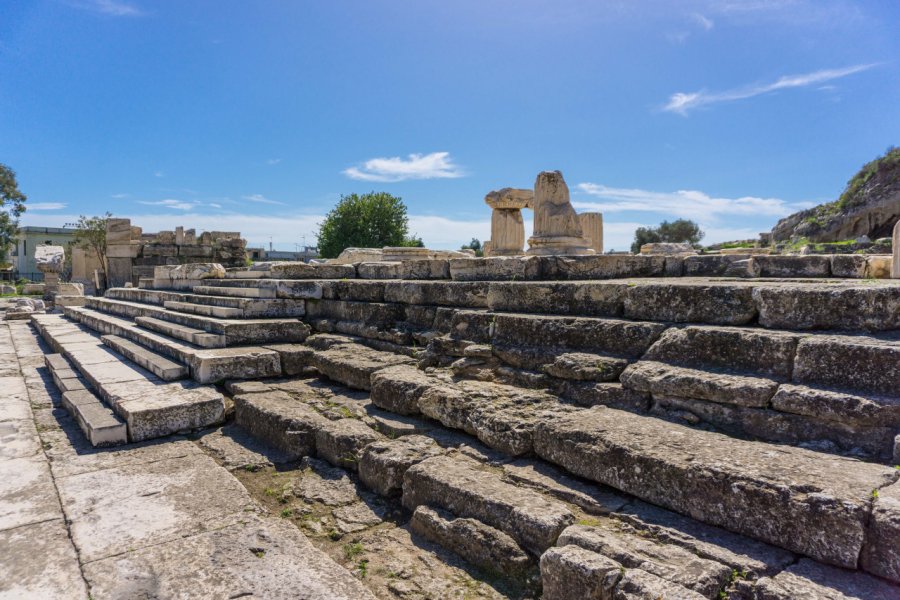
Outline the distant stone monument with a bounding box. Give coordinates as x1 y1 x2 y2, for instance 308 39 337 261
526 171 592 256
579 212 603 254
484 188 533 256
34 245 65 300
892 220 900 279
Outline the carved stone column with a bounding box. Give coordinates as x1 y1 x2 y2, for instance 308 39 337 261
527 171 592 256
579 212 603 254
892 220 900 279
484 188 533 256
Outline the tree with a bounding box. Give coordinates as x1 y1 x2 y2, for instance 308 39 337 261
0 164 27 267
630 219 704 253
73 213 112 286
460 238 483 257
316 192 414 258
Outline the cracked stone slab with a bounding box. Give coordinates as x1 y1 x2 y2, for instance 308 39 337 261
82 515 376 600
0 519 88 599
194 424 293 471
0 419 41 460
0 454 61 531
55 453 258 562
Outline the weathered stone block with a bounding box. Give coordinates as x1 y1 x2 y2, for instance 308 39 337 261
830 254 868 278
358 435 443 496
487 281 626 316
755 255 831 278
540 545 621 600
624 282 757 325
449 256 542 281
754 284 900 331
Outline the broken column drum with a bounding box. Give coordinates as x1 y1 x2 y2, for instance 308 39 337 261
579 212 604 254
484 188 534 256
527 171 593 256
892 219 899 279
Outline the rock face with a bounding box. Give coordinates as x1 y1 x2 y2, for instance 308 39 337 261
527 171 592 256
771 148 900 242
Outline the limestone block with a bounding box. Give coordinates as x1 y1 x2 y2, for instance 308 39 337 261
528 171 592 256
540 545 621 600
183 228 197 244
154 263 225 281
0 284 16 294
381 247 432 262
329 247 384 264
830 254 867 278
142 244 178 258
755 255 831 278
156 230 176 244
105 218 132 244
106 242 140 258
21 283 44 294
484 187 534 210
579 212 603 254
175 226 184 245
54 295 88 307
639 242 696 256
107 257 134 288
34 245 65 273
57 282 84 296
178 245 214 257
893 220 900 278
866 255 892 278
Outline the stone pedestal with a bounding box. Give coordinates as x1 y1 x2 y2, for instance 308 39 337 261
106 218 135 288
527 171 592 256
579 212 603 254
892 220 900 279
484 188 533 257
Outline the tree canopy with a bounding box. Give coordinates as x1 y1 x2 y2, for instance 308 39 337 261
73 213 112 284
631 219 704 254
316 192 418 258
0 164 27 266
460 238 483 257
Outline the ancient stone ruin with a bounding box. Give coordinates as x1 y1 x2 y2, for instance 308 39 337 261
5 230 899 599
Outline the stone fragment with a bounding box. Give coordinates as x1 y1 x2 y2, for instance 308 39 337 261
448 256 543 281
639 242 696 256
333 502 386 534
293 457 359 506
540 545 621 600
369 364 437 415
580 212 604 254
861 478 900 583
771 384 899 426
359 435 444 497
503 459 629 515
754 284 900 331
402 454 575 554
792 334 900 396
755 255 831 278
34 245 65 272
893 219 900 278
527 170 592 256
314 418 382 470
613 568 707 600
487 281 626 316
620 361 778 408
559 524 731 597
533 407 899 568
831 254 868 278
309 343 414 390
234 390 329 458
411 505 533 575
624 282 757 325
543 352 630 382
753 558 900 600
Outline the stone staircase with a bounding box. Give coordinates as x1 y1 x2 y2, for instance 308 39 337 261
29 266 900 598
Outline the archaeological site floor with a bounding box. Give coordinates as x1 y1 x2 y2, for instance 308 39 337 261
2 254 900 599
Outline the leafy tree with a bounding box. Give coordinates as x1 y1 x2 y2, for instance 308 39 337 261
73 213 112 286
631 218 704 253
0 164 27 267
317 192 414 258
400 235 425 248
460 238 483 257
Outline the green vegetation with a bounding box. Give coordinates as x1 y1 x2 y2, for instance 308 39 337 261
316 192 422 258
72 213 112 287
631 218 704 254
0 164 27 268
343 542 365 560
460 238 484 257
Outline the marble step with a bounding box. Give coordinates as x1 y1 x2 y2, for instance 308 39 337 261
101 334 189 381
162 300 245 319
44 352 127 446
60 306 283 383
136 316 226 348
87 297 310 344
192 285 277 299
34 315 225 442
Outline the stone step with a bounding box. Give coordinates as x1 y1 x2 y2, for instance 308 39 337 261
162 300 245 319
101 334 189 381
105 287 187 306
44 353 127 447
61 306 283 383
190 278 324 299
305 342 416 390
136 315 226 348
34 315 225 442
533 406 899 570
88 297 310 345
192 285 276 299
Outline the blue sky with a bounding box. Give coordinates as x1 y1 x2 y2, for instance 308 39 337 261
2 0 898 251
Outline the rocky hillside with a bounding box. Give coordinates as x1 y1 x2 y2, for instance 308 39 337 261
771 147 900 242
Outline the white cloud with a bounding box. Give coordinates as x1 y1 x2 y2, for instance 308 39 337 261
153 171 164 178
343 152 465 182
26 203 67 211
692 13 714 30
242 194 285 205
663 63 878 115
137 199 199 211
209 203 222 209
67 0 144 17
111 193 130 199
574 182 804 221
266 158 282 165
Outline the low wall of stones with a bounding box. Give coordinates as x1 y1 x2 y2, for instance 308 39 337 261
228 253 894 282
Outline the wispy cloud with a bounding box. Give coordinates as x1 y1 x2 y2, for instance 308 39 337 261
153 171 164 178
663 63 877 115
266 158 282 165
137 199 199 211
692 13 714 30
343 151 465 182
242 194 285 206
574 183 810 221
111 193 130 199
27 203 67 211
68 0 144 17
